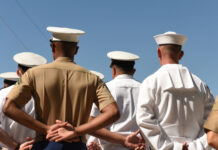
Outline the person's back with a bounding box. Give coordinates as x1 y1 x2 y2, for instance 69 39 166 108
4 27 119 150
106 74 140 134
26 58 108 131
136 31 214 150
141 64 213 143
88 51 144 150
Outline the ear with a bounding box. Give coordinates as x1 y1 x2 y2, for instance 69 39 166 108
131 68 136 76
112 66 116 79
51 42 55 53
157 47 161 59
179 50 184 60
74 46 79 55
16 69 22 77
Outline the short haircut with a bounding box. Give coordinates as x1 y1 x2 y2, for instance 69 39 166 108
110 59 135 73
159 44 182 52
4 79 16 86
18 64 31 73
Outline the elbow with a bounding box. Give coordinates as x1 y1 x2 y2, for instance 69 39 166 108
112 107 120 122
3 102 9 115
3 99 13 116
207 130 217 147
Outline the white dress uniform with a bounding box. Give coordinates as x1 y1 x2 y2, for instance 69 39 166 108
0 85 35 145
136 31 214 150
91 74 141 150
88 51 141 150
0 52 46 149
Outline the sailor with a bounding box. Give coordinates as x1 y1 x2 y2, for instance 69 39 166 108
136 31 214 150
3 26 119 150
0 52 47 150
87 51 145 150
0 72 19 88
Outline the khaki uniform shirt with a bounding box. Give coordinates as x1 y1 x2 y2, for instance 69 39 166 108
7 57 115 143
204 96 218 133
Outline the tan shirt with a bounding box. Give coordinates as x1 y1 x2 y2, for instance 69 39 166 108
7 57 115 142
204 95 218 133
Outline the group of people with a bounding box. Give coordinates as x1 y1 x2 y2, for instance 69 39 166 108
0 26 217 150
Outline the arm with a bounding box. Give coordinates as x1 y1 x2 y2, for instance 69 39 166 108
90 128 144 149
206 130 218 149
136 79 183 150
47 102 120 141
88 105 145 149
3 99 48 134
0 127 19 150
3 100 67 136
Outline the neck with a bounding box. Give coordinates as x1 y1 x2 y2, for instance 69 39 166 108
53 52 74 60
160 57 179 66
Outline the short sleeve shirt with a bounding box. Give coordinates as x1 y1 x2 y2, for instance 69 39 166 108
7 57 115 143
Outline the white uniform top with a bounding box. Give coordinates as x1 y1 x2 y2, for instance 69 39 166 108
89 74 141 150
0 85 35 147
136 64 214 150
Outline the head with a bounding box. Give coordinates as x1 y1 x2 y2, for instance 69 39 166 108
154 31 187 66
110 60 136 79
157 44 184 66
16 64 31 77
47 26 85 60
3 79 16 88
50 40 79 60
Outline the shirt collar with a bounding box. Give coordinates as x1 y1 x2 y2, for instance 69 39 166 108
54 57 74 63
114 74 133 80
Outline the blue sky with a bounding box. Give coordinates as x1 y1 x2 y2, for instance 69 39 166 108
0 0 217 95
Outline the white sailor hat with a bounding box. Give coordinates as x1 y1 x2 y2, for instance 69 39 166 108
47 26 85 42
154 31 187 46
90 70 104 80
107 51 140 61
0 72 19 82
13 52 47 67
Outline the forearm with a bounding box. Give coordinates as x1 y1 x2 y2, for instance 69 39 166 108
3 99 48 134
75 102 119 137
0 127 18 149
90 128 125 146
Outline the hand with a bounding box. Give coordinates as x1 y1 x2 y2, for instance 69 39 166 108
46 121 68 135
182 142 188 150
87 141 102 150
124 130 146 150
19 137 35 150
47 120 80 142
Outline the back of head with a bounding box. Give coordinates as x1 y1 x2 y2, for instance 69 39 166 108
0 72 19 88
107 51 139 75
159 44 182 60
110 59 135 74
154 31 187 64
47 26 85 59
14 52 47 74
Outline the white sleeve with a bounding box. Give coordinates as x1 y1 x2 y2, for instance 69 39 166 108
187 85 214 150
136 79 183 150
86 135 99 145
90 103 101 117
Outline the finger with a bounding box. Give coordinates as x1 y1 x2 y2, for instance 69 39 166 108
22 140 35 147
55 137 66 143
49 135 62 142
52 123 68 131
28 145 33 150
133 129 140 136
46 130 58 139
